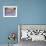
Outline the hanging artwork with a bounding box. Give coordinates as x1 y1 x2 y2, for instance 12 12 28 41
3 6 17 17
8 32 16 46
8 32 16 41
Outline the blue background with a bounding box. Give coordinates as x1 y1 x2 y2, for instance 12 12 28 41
0 0 46 44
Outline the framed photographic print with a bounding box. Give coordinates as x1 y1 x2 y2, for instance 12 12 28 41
18 24 46 42
3 6 17 17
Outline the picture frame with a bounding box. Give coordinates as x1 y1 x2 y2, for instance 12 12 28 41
18 24 46 42
3 6 17 17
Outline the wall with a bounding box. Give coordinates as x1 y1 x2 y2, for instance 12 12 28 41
0 0 46 44
0 0 18 44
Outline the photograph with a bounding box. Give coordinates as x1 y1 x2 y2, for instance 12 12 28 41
3 6 17 17
18 24 46 46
